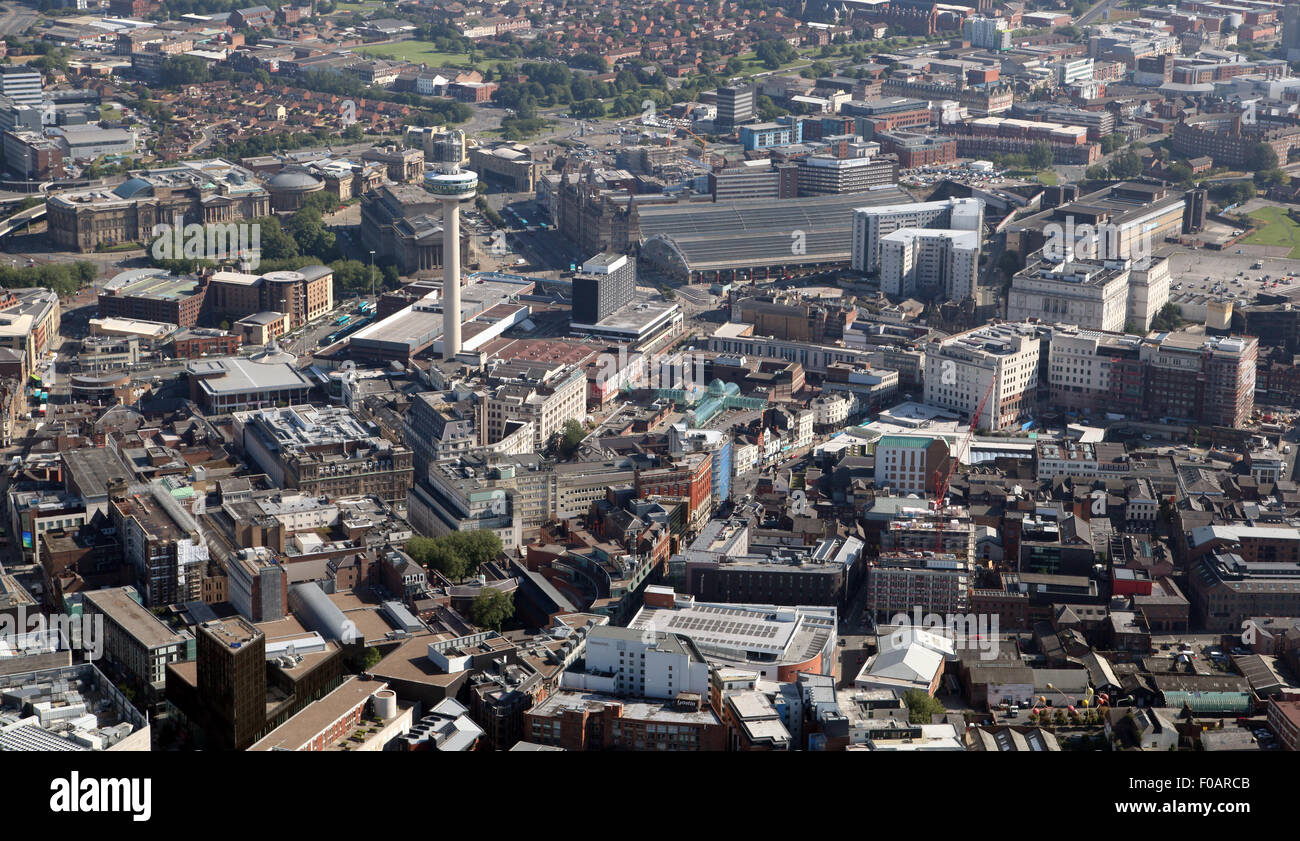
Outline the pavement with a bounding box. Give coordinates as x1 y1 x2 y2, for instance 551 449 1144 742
1164 244 1300 311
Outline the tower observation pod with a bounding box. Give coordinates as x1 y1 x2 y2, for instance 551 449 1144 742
423 167 478 359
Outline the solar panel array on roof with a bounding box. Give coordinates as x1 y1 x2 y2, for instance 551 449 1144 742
666 613 781 639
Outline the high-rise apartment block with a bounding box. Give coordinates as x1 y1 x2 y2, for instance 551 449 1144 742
852 198 984 276
571 252 635 327
716 83 755 132
880 228 980 302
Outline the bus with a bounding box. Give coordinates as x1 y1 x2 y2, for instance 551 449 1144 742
335 315 351 326
358 302 374 315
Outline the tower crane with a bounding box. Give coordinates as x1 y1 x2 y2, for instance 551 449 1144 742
671 126 721 167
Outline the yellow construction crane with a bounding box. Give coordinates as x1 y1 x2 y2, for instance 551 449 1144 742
671 126 722 168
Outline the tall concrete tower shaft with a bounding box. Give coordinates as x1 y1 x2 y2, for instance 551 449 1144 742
441 196 462 359
423 161 477 361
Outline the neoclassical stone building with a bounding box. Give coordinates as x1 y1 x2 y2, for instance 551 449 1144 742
46 159 270 252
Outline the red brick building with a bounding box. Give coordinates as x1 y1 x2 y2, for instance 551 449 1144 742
636 452 713 530
1267 699 1300 751
169 328 241 359
877 131 958 167
449 82 497 103
524 690 726 750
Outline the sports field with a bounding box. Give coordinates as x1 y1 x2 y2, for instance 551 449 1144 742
1243 206 1300 258
358 40 487 69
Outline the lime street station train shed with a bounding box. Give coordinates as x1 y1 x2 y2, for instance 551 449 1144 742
636 186 914 284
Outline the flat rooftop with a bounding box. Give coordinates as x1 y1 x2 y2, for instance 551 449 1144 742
631 601 836 665
248 676 386 751
101 269 204 302
189 357 313 395
528 689 721 725
200 616 262 648
62 447 131 498
571 292 679 333
83 587 190 650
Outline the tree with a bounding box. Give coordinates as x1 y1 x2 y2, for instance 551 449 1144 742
470 588 515 631
1025 141 1053 172
1255 168 1287 189
404 536 440 566
754 39 797 70
449 530 503 571
570 98 606 119
1166 162 1194 186
557 418 585 458
1085 164 1109 181
902 689 946 724
425 541 470 580
405 531 504 581
1208 179 1255 206
568 52 609 73
1109 150 1142 179
1244 142 1279 173
158 54 211 86
1151 302 1185 331
756 94 787 121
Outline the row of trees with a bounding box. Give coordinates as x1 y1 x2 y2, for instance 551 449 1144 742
493 62 656 118
404 531 505 582
989 141 1055 173
145 190 406 299
0 262 99 299
1085 149 1143 181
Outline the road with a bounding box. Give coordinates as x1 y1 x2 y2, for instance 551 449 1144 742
186 125 219 156
0 2 36 35
1077 0 1117 26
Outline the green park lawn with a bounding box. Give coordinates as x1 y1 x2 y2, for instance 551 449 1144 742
1244 206 1300 257
358 40 509 72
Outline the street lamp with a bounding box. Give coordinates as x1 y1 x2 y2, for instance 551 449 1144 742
368 250 376 301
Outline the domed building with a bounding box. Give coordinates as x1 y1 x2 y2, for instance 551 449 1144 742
266 168 324 211
249 338 296 365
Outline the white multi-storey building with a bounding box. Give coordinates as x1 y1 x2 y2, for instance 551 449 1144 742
874 435 950 495
851 197 984 274
563 625 712 700
485 366 586 453
812 392 854 427
0 66 42 106
1054 57 1095 87
964 16 1010 51
923 323 1042 431
1007 259 1131 333
1127 256 1171 331
880 228 980 301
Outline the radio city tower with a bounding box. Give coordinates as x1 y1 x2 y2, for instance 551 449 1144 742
423 130 476 360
